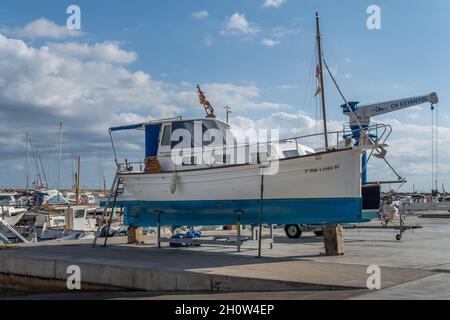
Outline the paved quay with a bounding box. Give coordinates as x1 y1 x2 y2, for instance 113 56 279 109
1 216 449 299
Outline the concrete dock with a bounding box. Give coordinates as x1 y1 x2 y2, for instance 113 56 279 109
1 216 449 300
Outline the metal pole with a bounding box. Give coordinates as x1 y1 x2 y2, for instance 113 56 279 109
103 177 121 247
26 132 29 190
57 123 63 200
257 170 264 258
76 156 80 205
316 12 329 149
269 224 273 250
157 210 161 248
237 212 241 253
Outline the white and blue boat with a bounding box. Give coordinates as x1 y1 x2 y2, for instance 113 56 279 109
108 116 367 228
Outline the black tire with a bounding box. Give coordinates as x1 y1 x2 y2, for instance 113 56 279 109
285 224 302 239
314 231 323 237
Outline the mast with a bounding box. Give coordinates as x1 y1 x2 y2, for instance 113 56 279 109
26 132 30 190
75 156 81 205
57 122 63 194
315 12 329 149
38 150 48 189
99 145 106 192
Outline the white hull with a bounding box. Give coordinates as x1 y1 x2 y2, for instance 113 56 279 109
116 148 363 226
0 209 26 227
119 148 362 202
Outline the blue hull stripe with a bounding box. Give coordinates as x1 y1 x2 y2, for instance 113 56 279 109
117 198 363 227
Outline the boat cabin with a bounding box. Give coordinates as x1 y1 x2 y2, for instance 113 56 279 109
111 117 316 174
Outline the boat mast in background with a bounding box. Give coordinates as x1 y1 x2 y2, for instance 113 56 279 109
315 12 329 149
56 122 62 202
57 122 63 199
75 156 81 205
25 132 30 190
99 145 107 192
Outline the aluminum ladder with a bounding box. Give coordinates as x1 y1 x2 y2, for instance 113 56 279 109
92 169 123 248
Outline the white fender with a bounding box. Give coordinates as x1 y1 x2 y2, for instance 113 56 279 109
170 172 178 194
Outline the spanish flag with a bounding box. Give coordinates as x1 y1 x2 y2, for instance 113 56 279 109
314 64 322 97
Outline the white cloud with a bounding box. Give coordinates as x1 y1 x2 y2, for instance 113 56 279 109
0 32 179 133
193 10 209 19
262 0 286 8
231 112 343 148
204 35 213 47
0 29 292 188
221 13 261 36
3 18 83 39
272 26 300 38
272 84 301 90
261 39 278 47
191 83 292 111
47 42 137 63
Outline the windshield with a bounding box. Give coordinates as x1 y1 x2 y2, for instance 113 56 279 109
171 120 233 149
0 195 13 205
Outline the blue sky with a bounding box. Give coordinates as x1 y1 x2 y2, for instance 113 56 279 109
0 0 449 192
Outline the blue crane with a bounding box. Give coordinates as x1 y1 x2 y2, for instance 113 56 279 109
341 92 439 184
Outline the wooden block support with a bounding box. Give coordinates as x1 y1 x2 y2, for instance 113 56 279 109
323 224 344 256
127 227 145 245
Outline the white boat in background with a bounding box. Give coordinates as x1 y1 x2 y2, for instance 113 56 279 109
0 193 27 226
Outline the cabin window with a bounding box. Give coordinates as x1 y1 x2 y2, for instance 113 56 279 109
283 150 300 158
170 120 233 150
161 125 171 146
74 209 85 219
0 195 12 204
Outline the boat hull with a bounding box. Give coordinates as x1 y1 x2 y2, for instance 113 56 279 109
122 197 362 226
116 148 363 227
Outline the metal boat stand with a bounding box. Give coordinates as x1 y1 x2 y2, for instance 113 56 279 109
342 204 422 241
155 209 273 253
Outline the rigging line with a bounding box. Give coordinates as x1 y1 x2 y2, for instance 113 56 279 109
322 59 368 138
298 45 316 137
322 39 360 101
31 142 42 188
38 151 48 188
431 106 434 192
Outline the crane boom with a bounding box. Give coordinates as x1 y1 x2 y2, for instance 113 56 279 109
342 92 439 126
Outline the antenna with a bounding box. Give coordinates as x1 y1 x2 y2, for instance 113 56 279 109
224 105 232 123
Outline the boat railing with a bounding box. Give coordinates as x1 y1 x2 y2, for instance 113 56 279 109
117 123 392 174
